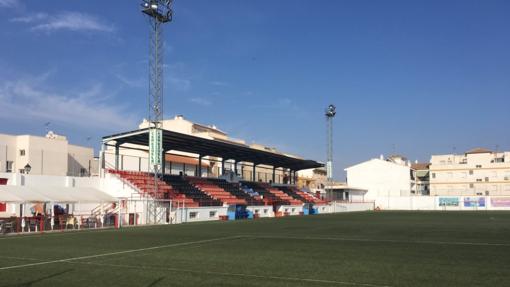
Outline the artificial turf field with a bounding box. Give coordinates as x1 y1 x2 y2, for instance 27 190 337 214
1 211 510 287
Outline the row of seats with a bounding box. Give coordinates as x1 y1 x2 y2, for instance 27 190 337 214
108 170 198 207
241 182 302 206
109 170 325 207
206 178 266 206
277 186 327 205
187 177 247 205
163 175 223 207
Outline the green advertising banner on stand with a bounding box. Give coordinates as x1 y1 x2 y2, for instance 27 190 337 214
149 128 163 167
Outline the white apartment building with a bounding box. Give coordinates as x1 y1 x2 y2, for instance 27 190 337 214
411 162 430 196
0 131 95 177
429 148 510 196
345 155 413 200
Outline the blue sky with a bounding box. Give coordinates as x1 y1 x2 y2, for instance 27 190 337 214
0 0 509 179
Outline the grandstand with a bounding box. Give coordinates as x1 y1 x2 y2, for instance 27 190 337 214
97 127 331 224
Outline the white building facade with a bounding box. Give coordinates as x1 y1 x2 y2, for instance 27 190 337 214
0 132 95 177
345 155 413 200
429 148 510 196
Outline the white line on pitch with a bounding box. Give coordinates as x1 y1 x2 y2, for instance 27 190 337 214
0 235 243 271
69 261 392 287
0 255 42 261
245 235 510 247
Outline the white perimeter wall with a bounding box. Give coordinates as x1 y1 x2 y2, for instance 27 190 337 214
276 205 303 215
176 206 228 223
375 196 510 211
247 206 274 218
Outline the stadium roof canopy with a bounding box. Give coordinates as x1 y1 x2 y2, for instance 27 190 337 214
102 128 323 171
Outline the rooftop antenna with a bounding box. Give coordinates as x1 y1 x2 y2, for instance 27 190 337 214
325 104 336 182
141 0 173 189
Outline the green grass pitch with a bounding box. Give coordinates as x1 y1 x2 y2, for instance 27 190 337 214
1 211 510 286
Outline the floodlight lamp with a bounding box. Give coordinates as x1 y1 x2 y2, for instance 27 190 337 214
24 164 31 174
325 104 336 117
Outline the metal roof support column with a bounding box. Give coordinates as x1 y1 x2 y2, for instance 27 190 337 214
198 155 202 177
234 160 238 176
99 143 106 177
114 143 120 171
221 158 226 176
161 150 166 175
272 166 276 184
252 163 257 182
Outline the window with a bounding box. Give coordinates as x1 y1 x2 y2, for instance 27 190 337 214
485 177 489 182
494 158 505 163
19 149 25 156
469 183 474 188
469 170 474 175
432 173 436 179
263 209 268 214
0 202 6 212
291 208 295 213
19 169 25 174
254 209 259 214
6 161 13 173
209 211 216 218
476 179 482 182
476 165 482 168
189 212 198 219
80 168 87 176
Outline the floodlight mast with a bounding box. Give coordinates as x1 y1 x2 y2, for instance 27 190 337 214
141 0 173 190
325 104 336 182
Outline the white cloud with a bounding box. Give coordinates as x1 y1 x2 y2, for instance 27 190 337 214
11 12 48 23
13 11 115 33
189 97 212 106
0 74 137 131
0 0 18 8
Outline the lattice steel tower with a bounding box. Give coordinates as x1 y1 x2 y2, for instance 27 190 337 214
141 0 173 178
325 104 336 181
